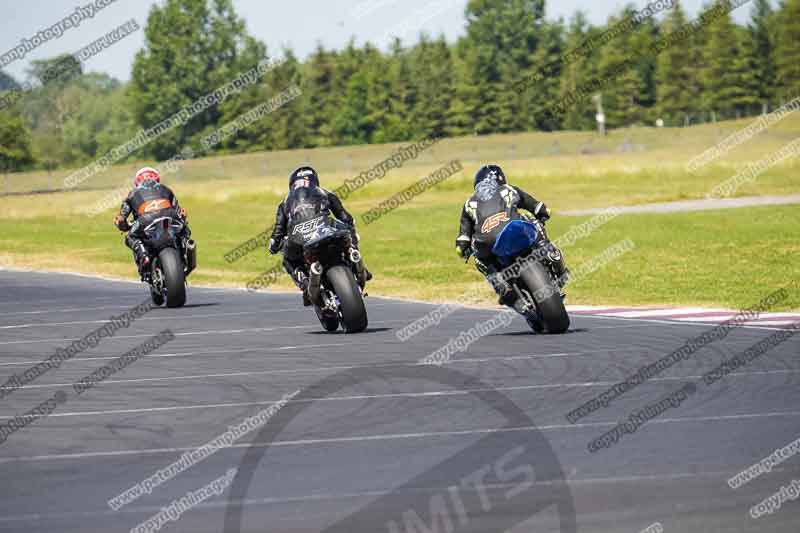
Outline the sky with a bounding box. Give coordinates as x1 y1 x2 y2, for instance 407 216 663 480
0 0 765 83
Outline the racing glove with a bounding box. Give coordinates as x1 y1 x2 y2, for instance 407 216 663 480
113 214 130 232
534 202 551 222
268 238 282 255
456 241 472 259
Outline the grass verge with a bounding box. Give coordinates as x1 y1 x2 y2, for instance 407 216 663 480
1 201 797 311
1 115 797 310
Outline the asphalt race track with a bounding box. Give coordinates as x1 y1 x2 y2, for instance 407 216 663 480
0 269 798 533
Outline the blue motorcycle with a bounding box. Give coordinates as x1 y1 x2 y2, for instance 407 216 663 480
476 216 570 334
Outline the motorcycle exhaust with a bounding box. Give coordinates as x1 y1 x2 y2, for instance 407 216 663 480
185 240 197 275
308 261 323 305
349 248 366 282
546 249 562 263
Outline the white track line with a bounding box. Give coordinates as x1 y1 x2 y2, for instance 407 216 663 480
0 343 358 367
593 308 725 318
3 361 795 393
0 320 401 346
0 309 306 330
0 304 393 330
3 410 799 463
0 311 268 330
0 305 131 317
578 313 800 332
756 320 800 327
583 323 656 330
0 295 119 307
574 307 800 322
7 367 798 419
0 340 642 367
2 467 797 524
0 383 583 418
0 351 580 390
0 325 309 345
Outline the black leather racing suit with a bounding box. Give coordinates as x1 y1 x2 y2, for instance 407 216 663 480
115 182 190 272
456 182 566 301
268 185 359 288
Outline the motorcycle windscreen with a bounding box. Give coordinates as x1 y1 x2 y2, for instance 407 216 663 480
491 220 539 261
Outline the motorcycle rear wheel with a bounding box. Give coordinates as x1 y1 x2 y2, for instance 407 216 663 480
314 304 340 332
150 282 165 307
326 265 367 333
518 262 569 334
158 248 186 308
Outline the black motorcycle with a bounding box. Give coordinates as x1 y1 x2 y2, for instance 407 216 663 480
140 214 196 308
473 216 569 334
302 223 368 333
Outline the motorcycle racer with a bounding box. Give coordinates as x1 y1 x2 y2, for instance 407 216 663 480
456 164 569 310
269 166 372 305
113 167 191 278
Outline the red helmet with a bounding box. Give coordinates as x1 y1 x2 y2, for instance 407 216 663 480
134 167 161 186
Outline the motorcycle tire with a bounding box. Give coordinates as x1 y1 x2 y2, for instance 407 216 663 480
326 265 367 333
518 262 569 334
159 248 186 308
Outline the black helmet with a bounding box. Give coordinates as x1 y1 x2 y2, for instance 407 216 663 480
474 164 506 189
289 166 320 189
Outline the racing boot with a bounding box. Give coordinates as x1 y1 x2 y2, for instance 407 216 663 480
477 259 515 307
293 268 312 307
495 279 516 307
495 276 528 314
132 241 150 280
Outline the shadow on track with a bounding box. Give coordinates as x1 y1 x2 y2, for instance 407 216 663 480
307 327 393 335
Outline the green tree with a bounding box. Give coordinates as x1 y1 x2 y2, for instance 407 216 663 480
733 26 764 116
363 42 401 144
597 8 647 128
0 70 18 91
522 19 564 131
630 9 660 122
302 45 339 147
372 40 413 143
60 75 136 164
701 6 752 118
655 1 701 124
461 0 546 133
774 0 800 101
386 40 417 141
28 54 82 88
332 70 371 146
0 111 35 171
408 36 455 139
20 56 91 166
129 0 265 160
558 12 599 130
445 50 478 137
267 50 307 150
749 0 777 107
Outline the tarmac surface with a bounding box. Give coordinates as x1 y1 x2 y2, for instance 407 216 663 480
0 269 798 533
